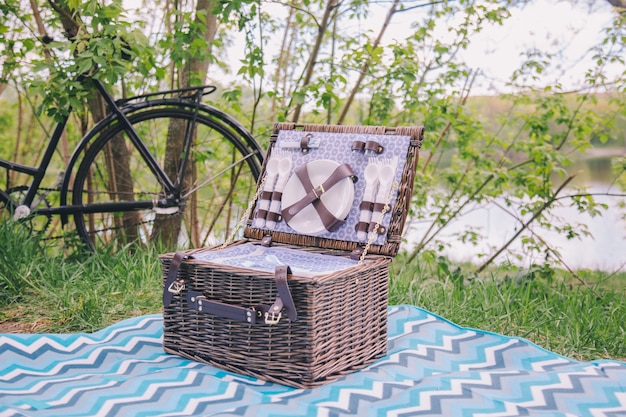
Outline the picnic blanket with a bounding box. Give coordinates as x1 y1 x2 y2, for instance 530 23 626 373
1 305 625 417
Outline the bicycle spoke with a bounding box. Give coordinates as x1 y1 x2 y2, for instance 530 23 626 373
181 151 259 199
72 104 261 251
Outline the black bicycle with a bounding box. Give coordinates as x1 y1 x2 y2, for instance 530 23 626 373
0 76 264 251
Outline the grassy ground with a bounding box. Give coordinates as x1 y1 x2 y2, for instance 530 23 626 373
1 221 624 362
390 251 626 361
0 222 162 333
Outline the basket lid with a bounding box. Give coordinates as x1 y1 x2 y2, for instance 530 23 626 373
244 123 423 257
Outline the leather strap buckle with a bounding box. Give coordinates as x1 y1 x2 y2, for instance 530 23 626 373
167 279 186 295
312 184 325 199
163 252 192 308
264 310 282 324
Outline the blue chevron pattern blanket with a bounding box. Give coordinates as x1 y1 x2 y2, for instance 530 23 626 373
1 305 625 417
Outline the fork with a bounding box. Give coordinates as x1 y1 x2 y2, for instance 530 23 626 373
266 151 293 229
369 156 398 235
357 157 380 241
254 154 280 228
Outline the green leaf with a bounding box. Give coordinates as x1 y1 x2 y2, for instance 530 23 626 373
292 92 306 105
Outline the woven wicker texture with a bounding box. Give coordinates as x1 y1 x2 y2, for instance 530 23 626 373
161 243 390 388
161 123 423 388
244 123 424 256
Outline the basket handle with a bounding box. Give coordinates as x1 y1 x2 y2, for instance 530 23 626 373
163 253 297 325
186 291 260 323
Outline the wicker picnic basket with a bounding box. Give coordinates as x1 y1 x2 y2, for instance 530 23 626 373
161 123 423 388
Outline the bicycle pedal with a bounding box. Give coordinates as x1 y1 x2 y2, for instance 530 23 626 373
13 205 32 220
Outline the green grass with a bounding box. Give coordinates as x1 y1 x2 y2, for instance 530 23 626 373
0 221 162 332
1 220 624 361
390 251 626 361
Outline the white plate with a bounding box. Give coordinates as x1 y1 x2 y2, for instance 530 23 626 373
281 160 355 234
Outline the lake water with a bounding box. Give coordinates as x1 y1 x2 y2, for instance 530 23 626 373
403 156 626 272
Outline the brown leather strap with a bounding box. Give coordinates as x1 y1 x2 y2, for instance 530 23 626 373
369 202 390 234
282 163 355 232
364 140 384 154
351 140 384 154
372 202 387 212
265 211 282 223
368 223 386 234
271 265 297 321
355 221 369 233
360 200 374 211
168 262 298 325
264 191 284 223
351 140 365 151
256 209 269 219
291 164 342 232
300 134 313 152
163 252 192 308
354 222 370 233
187 291 261 324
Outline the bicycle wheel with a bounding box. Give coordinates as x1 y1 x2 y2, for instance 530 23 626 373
72 105 263 251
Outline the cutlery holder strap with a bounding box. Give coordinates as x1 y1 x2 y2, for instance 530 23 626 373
281 163 356 232
351 140 384 154
163 252 297 324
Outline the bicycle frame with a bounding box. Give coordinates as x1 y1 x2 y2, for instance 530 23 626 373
0 79 207 220
0 109 71 214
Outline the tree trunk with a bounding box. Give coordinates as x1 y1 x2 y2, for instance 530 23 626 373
291 0 337 123
48 0 140 246
336 0 399 124
151 0 219 249
272 1 296 115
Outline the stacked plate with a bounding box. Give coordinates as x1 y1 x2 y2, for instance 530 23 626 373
281 160 355 234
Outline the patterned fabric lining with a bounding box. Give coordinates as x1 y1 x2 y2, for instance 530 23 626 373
253 130 411 245
191 243 360 277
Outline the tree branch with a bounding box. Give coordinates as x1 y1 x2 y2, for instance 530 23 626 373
488 198 583 282
606 0 626 10
475 173 578 274
405 172 495 266
336 0 399 124
291 0 338 122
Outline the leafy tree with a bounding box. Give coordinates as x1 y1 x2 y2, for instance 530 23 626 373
0 0 251 249
1 0 624 274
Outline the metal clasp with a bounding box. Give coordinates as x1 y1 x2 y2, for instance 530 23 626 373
312 184 325 199
264 311 282 325
167 279 186 295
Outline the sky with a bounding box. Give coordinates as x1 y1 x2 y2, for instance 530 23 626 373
375 0 618 94
121 0 619 94
461 0 616 93
202 0 620 96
